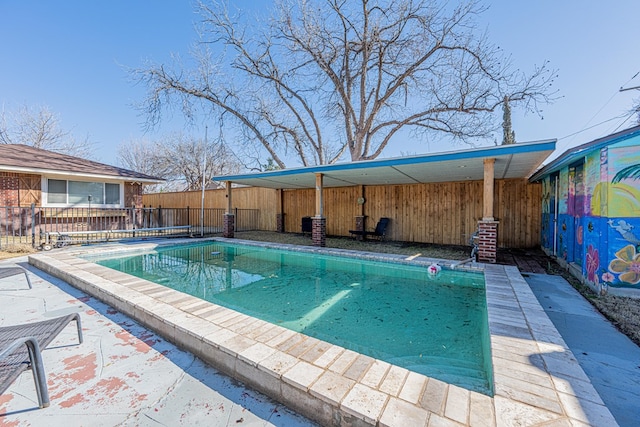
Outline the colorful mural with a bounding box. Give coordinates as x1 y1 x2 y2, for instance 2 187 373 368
608 244 640 285
592 182 640 217
603 143 640 288
536 128 640 290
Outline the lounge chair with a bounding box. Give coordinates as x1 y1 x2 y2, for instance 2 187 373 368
0 313 83 408
0 266 32 289
349 217 390 241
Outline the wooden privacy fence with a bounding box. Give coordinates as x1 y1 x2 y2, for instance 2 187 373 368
0 205 261 249
143 178 542 248
144 187 277 232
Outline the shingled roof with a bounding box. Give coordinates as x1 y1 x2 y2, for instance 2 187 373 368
0 144 164 183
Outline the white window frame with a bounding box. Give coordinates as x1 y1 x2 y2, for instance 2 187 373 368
42 176 124 208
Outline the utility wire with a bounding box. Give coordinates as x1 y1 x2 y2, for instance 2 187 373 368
619 70 640 91
557 114 627 141
611 111 637 133
611 70 640 132
554 70 640 152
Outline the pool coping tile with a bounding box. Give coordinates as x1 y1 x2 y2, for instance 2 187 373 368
28 238 619 427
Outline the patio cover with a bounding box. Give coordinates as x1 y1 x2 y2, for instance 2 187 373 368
212 139 556 255
212 139 556 189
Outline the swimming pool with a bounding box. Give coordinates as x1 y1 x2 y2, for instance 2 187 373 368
87 241 493 395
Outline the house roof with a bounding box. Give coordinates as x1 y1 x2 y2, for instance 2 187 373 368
212 139 556 189
0 144 164 184
530 124 640 182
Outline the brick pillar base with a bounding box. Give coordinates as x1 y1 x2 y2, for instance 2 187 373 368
312 216 326 247
477 220 499 263
223 213 235 238
276 213 285 233
354 216 366 241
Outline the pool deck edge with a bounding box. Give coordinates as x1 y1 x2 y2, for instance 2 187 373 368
28 241 618 427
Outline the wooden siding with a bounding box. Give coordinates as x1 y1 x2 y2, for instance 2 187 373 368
143 187 279 231
360 182 483 245
494 178 542 248
142 179 542 248
282 188 315 233
18 174 41 207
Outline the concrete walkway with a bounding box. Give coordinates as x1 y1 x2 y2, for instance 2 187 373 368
0 256 317 427
524 273 640 427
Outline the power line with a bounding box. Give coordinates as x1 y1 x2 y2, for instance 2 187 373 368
611 111 637 133
555 70 640 152
612 70 640 132
557 114 627 141
620 70 640 91
575 92 620 135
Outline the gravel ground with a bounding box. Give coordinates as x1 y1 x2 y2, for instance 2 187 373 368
4 233 639 347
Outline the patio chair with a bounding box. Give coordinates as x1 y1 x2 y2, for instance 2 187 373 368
0 313 83 408
349 217 390 241
0 266 32 289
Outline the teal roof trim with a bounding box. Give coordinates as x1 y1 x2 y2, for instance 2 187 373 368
530 125 640 182
216 139 556 184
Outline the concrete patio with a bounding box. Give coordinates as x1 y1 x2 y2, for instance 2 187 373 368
0 238 624 426
0 254 316 426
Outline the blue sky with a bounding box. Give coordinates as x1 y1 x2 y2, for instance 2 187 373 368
1 1 638 168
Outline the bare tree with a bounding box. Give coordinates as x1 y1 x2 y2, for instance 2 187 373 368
117 138 173 193
133 0 556 168
117 138 165 176
118 133 242 192
0 103 95 158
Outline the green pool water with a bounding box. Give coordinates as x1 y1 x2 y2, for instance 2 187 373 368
88 241 493 395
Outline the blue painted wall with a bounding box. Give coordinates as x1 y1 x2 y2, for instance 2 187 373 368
539 133 640 289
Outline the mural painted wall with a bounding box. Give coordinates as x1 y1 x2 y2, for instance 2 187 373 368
540 133 640 290
540 175 554 251
599 138 640 289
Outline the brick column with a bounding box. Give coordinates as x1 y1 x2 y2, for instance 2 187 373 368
0 172 20 206
276 213 285 233
477 220 499 263
312 216 326 247
354 216 366 241
223 213 235 238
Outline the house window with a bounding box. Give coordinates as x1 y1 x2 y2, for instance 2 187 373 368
69 181 104 204
105 183 120 204
46 179 121 206
47 179 67 204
